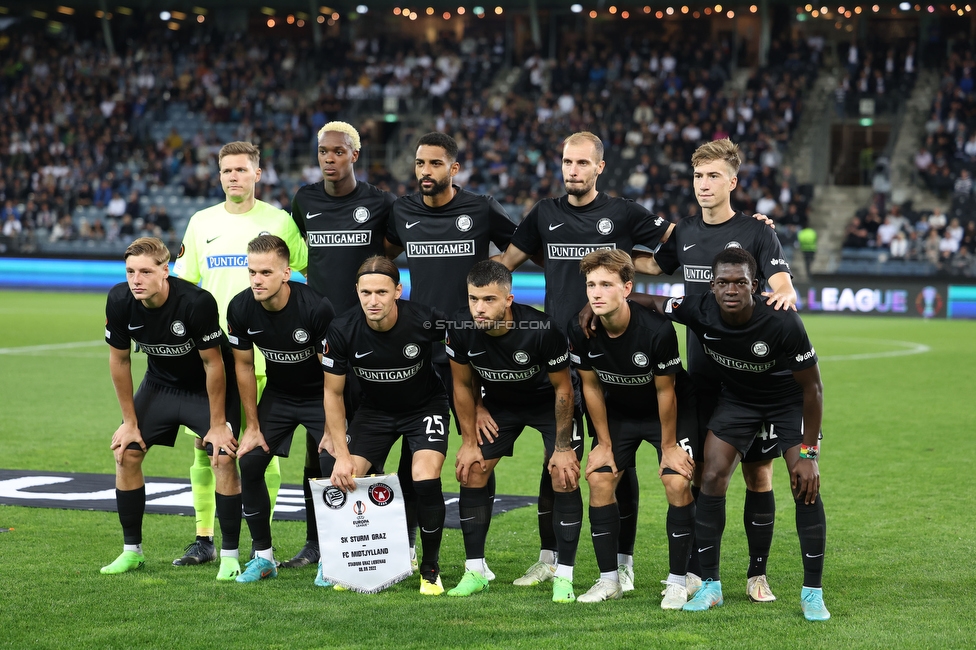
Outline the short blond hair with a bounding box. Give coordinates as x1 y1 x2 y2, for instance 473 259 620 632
691 138 742 176
563 131 604 162
318 121 361 151
124 237 170 265
218 141 260 168
580 249 634 284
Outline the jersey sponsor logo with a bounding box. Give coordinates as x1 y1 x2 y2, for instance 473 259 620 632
206 255 248 268
353 206 370 223
513 350 530 365
307 231 372 247
406 240 475 257
770 258 789 267
632 352 649 367
472 364 542 382
403 343 420 359
201 330 221 342
354 361 424 383
596 218 614 235
306 212 322 219
135 340 196 357
548 351 569 366
683 243 697 251
795 348 816 363
293 329 309 344
455 215 473 232
546 242 615 260
654 216 666 227
171 321 186 337
703 345 775 373
752 341 769 357
725 241 742 249
684 265 712 282
548 222 565 231
257 346 316 363
593 368 653 386
656 356 681 370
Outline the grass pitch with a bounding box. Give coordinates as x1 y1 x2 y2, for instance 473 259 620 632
1 290 974 649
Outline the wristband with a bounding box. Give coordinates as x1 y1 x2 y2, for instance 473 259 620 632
799 444 819 460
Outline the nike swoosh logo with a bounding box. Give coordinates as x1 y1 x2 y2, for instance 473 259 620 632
761 445 777 454
127 324 144 330
306 212 322 219
247 329 263 335
405 221 420 229
751 520 774 527
459 516 475 522
559 520 581 527
805 553 824 558
572 446 581 452
703 333 721 340
427 436 442 443
671 532 691 538
421 527 441 534
683 243 696 251
587 352 603 358
354 351 373 359
592 531 611 537
698 546 714 553
243 511 261 517
467 350 486 357
206 236 221 244
548 222 565 231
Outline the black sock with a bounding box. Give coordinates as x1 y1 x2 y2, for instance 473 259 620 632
413 478 445 572
589 503 620 573
695 493 726 582
239 452 272 550
117 486 146 546
537 468 557 554
666 502 696 576
552 489 583 568
459 483 493 561
615 467 639 556
485 471 496 536
744 489 775 578
302 465 319 545
215 492 243 552
687 485 702 576
796 494 826 588
398 447 418 551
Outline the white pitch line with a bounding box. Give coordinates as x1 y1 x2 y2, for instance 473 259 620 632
0 340 104 354
819 338 930 362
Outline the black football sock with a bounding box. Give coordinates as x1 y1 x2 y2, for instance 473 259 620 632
796 494 826 588
238 452 272 550
537 468 557 553
398 448 418 551
117 486 146 546
745 489 775 578
302 465 319 544
459 483 493 561
666 502 696 576
695 493 726 582
413 478 445 572
215 492 243 552
552 489 583 568
589 503 620 573
615 467 639 556
485 471 496 536
687 484 702 576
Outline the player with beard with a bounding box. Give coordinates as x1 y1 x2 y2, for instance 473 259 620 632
286 122 395 570
643 248 828 621
324 256 452 596
225 235 335 583
102 237 242 578
495 131 672 592
445 261 584 603
636 138 797 603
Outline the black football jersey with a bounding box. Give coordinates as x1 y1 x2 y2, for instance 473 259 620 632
226 282 335 399
510 192 671 333
291 181 395 313
663 292 817 402
386 187 516 316
653 212 791 296
105 277 224 394
445 302 570 407
567 302 683 419
322 300 449 412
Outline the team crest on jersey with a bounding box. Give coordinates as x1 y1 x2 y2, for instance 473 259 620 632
596 218 614 235
171 320 186 337
514 350 530 365
725 241 742 249
323 486 346 510
369 483 394 506
632 352 649 367
403 343 420 359
456 215 473 232
752 341 769 357
353 206 370 223
293 329 309 343
353 500 367 516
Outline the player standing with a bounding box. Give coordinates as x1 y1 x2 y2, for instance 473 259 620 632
172 141 307 567
324 256 452 596
226 235 335 583
101 237 242 578
445 260 584 603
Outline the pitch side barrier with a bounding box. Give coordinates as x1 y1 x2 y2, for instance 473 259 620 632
2 258 974 319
